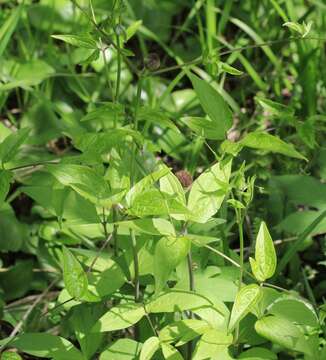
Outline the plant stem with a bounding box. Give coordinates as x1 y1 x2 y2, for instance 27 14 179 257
129 75 143 304
130 229 140 302
238 219 244 290
187 252 195 292
115 31 121 102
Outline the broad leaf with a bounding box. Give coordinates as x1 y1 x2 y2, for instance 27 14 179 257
147 290 212 313
47 164 114 207
92 303 145 332
117 218 176 236
188 73 233 139
181 116 225 140
161 343 183 360
249 222 277 282
228 284 261 332
1 333 84 360
154 236 191 294
0 170 12 204
126 167 169 207
128 189 190 217
267 296 318 327
62 246 88 299
140 336 160 360
0 127 30 165
192 329 234 360
238 347 277 359
159 319 211 346
255 315 312 355
99 339 142 360
240 132 307 160
188 160 232 223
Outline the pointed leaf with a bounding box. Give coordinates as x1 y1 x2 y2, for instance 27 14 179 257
0 127 30 165
250 222 277 282
188 73 233 139
228 284 261 332
92 303 145 332
240 132 307 160
51 34 97 49
255 315 312 355
62 246 88 299
140 336 160 360
1 333 84 360
188 160 232 223
154 236 191 294
0 170 12 204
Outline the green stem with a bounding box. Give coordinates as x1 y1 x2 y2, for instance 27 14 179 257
115 32 121 102
238 219 244 290
129 76 143 304
130 229 140 302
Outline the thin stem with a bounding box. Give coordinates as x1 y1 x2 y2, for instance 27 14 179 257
115 32 122 102
187 252 195 292
129 76 143 304
130 229 140 302
238 219 244 289
0 278 58 351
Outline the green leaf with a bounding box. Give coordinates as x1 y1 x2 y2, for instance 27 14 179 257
240 132 307 161
147 290 212 313
128 189 190 218
70 304 103 360
80 103 125 123
0 170 12 204
138 106 180 133
180 116 225 140
192 329 234 360
238 347 277 359
62 246 88 299
228 284 261 332
126 20 143 41
249 222 277 282
255 315 312 355
0 5 22 57
117 218 176 236
0 60 55 90
51 34 97 49
188 73 233 139
219 62 243 76
140 336 160 360
0 127 30 165
160 343 183 360
47 164 114 207
188 160 232 223
154 236 191 294
267 296 318 327
99 339 142 360
0 206 25 252
72 129 142 156
283 21 313 37
1 333 84 360
0 260 33 300
126 167 170 207
1 352 23 360
255 96 294 117
92 303 145 332
159 319 212 346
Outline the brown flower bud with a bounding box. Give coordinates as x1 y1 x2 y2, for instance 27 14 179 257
144 53 160 71
175 170 193 188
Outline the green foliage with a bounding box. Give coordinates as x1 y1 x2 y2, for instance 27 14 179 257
0 1 325 359
249 222 277 282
